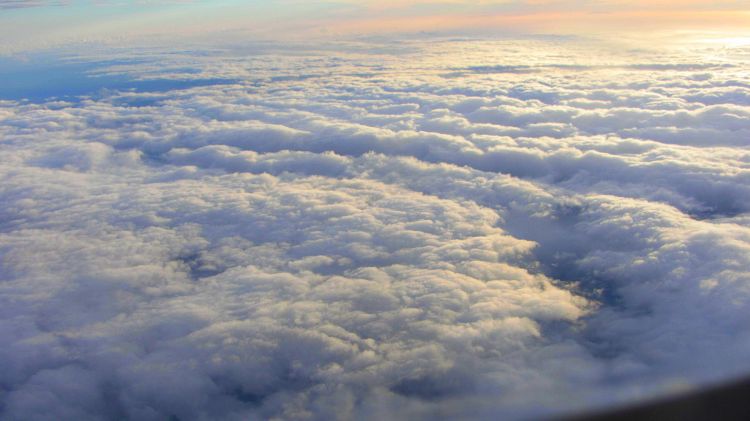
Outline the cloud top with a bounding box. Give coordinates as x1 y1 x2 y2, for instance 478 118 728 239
0 36 749 420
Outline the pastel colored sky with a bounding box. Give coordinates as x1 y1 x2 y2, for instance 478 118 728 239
2 0 750 52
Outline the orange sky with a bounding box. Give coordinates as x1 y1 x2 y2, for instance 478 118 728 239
309 7 750 38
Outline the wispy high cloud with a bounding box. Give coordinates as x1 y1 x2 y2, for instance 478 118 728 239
0 0 66 8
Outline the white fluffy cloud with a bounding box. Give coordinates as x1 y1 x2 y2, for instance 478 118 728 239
0 37 749 420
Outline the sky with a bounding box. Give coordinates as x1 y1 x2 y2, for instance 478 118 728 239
1 1 750 421
2 0 750 53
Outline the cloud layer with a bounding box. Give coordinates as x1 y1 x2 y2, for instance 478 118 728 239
0 37 749 420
